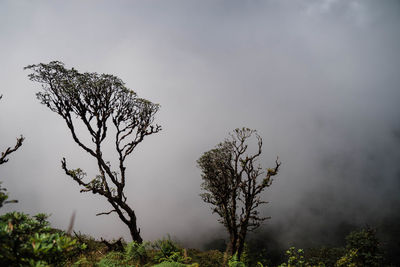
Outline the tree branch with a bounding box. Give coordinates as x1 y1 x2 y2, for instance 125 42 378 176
96 209 117 216
0 136 24 165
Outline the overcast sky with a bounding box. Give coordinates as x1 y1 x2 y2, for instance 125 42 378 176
1 0 399 247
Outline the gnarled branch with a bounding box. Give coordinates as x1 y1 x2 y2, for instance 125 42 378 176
0 136 24 165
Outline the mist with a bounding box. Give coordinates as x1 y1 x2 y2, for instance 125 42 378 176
0 0 399 254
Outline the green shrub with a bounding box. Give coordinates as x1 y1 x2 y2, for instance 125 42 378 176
342 227 384 267
305 247 345 267
30 232 85 263
125 240 149 265
71 256 91 267
0 181 17 208
92 241 152 267
188 249 224 267
73 231 104 252
228 253 246 267
0 212 86 266
335 249 358 267
152 236 191 264
68 236 106 266
96 251 128 267
278 247 307 267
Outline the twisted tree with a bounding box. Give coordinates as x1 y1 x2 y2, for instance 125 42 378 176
197 128 280 259
25 62 161 242
0 95 24 207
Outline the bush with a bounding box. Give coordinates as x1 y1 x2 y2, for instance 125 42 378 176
335 249 358 267
0 212 86 266
228 253 246 267
341 227 384 267
96 251 127 267
188 249 224 267
30 232 85 264
152 236 191 264
305 247 345 267
125 240 149 265
278 247 307 267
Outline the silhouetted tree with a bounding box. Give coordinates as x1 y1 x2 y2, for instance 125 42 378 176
197 128 280 259
0 95 24 207
25 62 161 243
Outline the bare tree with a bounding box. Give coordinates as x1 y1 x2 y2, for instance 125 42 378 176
25 62 161 243
0 94 24 207
197 128 280 259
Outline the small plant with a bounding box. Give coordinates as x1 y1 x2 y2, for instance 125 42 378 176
96 251 127 267
187 249 224 267
279 247 306 267
71 256 91 267
0 181 18 208
335 249 358 267
125 240 149 264
228 253 246 267
152 236 191 264
73 231 104 252
305 246 345 267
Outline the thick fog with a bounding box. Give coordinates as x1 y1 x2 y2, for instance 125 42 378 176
1 0 399 249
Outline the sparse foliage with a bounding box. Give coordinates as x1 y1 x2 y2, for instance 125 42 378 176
187 249 224 267
335 249 358 267
305 246 345 267
0 135 24 166
25 61 161 243
0 94 24 208
197 127 280 259
0 182 17 209
278 247 307 267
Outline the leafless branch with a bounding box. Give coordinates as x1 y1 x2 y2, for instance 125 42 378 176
96 209 117 216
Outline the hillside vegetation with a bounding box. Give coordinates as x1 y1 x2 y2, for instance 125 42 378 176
0 211 392 266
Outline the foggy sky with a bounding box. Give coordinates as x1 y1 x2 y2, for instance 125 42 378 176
1 0 399 248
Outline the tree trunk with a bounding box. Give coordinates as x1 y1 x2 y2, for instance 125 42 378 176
128 220 142 243
226 233 239 256
237 224 248 260
109 198 143 243
237 237 245 260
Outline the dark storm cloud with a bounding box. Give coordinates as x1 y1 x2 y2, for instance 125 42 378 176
0 0 399 249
